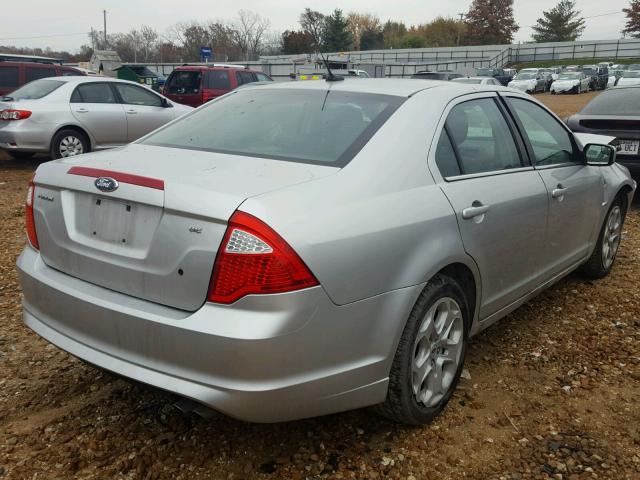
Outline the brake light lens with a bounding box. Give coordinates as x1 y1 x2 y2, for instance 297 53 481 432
0 109 32 121
208 211 318 304
25 177 39 249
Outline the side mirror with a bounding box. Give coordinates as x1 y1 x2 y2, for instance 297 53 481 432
584 143 615 166
161 97 172 108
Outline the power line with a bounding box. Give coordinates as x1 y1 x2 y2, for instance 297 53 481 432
522 10 624 29
0 32 89 41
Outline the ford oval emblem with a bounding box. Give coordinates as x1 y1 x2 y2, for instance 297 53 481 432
94 177 118 192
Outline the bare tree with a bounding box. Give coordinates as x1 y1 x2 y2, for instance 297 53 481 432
299 8 325 50
346 12 380 51
139 25 159 62
232 10 270 61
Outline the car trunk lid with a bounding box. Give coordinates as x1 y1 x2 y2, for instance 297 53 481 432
32 143 337 311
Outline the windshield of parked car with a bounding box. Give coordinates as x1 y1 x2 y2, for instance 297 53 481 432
581 68 596 75
558 73 580 80
514 73 536 80
412 73 447 80
622 71 640 78
476 69 494 76
142 89 404 166
581 88 640 115
2 79 64 100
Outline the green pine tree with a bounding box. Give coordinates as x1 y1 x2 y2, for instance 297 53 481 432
532 0 586 42
323 9 354 52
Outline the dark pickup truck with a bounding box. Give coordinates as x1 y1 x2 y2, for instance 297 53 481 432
579 65 609 91
476 67 513 86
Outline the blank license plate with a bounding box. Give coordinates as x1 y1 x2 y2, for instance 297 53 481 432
618 139 639 156
89 197 135 244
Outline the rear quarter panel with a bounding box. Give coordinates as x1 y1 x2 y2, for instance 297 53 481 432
240 86 480 307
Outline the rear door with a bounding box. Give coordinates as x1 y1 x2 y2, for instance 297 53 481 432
503 95 603 274
164 70 203 107
431 94 549 319
112 83 174 141
70 82 127 147
25 65 57 83
202 70 230 101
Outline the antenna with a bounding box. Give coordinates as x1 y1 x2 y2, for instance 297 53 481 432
318 50 344 82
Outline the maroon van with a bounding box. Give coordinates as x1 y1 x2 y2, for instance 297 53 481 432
162 65 272 107
0 62 86 96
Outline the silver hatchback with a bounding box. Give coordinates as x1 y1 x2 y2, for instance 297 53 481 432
17 79 635 424
0 76 192 159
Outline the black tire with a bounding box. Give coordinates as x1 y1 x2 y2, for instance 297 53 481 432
376 273 470 425
7 151 34 160
580 196 625 279
50 128 89 159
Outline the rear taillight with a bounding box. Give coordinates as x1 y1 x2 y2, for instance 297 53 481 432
25 178 39 249
0 109 32 121
208 211 318 304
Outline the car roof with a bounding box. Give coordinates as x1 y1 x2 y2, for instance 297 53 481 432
173 65 264 73
35 76 132 84
236 78 514 98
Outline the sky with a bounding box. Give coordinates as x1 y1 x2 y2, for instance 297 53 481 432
0 0 632 53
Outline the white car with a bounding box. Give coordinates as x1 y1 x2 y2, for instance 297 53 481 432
550 72 590 94
616 70 640 87
508 73 546 94
0 76 192 159
452 76 501 86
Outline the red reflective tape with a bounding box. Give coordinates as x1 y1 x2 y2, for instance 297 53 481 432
67 166 164 190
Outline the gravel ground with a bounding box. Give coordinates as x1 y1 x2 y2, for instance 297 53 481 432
0 92 639 480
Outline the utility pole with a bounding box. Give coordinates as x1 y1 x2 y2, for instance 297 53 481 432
457 13 465 46
103 10 107 47
90 27 95 50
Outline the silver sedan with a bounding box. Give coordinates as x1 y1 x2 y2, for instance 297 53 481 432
17 79 635 424
0 76 192 159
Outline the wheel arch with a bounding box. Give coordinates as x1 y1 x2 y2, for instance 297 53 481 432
49 124 94 154
436 262 480 335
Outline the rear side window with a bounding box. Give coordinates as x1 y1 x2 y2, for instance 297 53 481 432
236 71 256 86
166 71 201 94
205 71 230 89
114 83 162 106
435 130 461 177
142 89 404 166
443 98 522 175
255 72 271 82
72 83 116 103
0 66 19 87
507 98 576 166
25 67 56 82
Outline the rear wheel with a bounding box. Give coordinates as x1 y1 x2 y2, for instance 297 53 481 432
580 197 624 278
50 129 89 159
377 273 469 425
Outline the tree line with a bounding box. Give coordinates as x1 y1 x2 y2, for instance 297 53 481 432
5 0 640 63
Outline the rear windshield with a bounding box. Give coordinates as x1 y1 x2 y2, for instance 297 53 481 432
412 73 446 80
165 71 202 94
514 73 536 80
453 78 482 84
581 88 640 115
558 73 580 80
142 89 404 166
2 79 64 100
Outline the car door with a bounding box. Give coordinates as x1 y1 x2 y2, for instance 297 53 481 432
430 94 549 319
112 83 174 141
70 82 126 147
503 95 604 275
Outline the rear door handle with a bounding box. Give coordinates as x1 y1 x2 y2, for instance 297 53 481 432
126 109 137 115
462 202 490 220
75 108 88 113
552 184 568 199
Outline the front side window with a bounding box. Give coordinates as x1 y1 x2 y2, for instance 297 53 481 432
142 89 403 166
236 71 256 86
255 72 272 82
507 98 576 166
71 83 116 103
25 67 56 82
441 98 522 175
114 83 162 106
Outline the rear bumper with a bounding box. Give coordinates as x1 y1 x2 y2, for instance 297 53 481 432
17 247 421 422
0 121 52 152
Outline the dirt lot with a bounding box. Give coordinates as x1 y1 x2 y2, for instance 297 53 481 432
0 92 639 480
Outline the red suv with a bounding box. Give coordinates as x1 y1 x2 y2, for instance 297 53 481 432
0 62 85 96
162 65 273 107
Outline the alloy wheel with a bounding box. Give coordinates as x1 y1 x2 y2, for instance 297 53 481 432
411 297 464 408
602 205 622 270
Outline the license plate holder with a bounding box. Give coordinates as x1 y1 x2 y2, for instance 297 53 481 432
618 139 639 156
88 196 135 244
